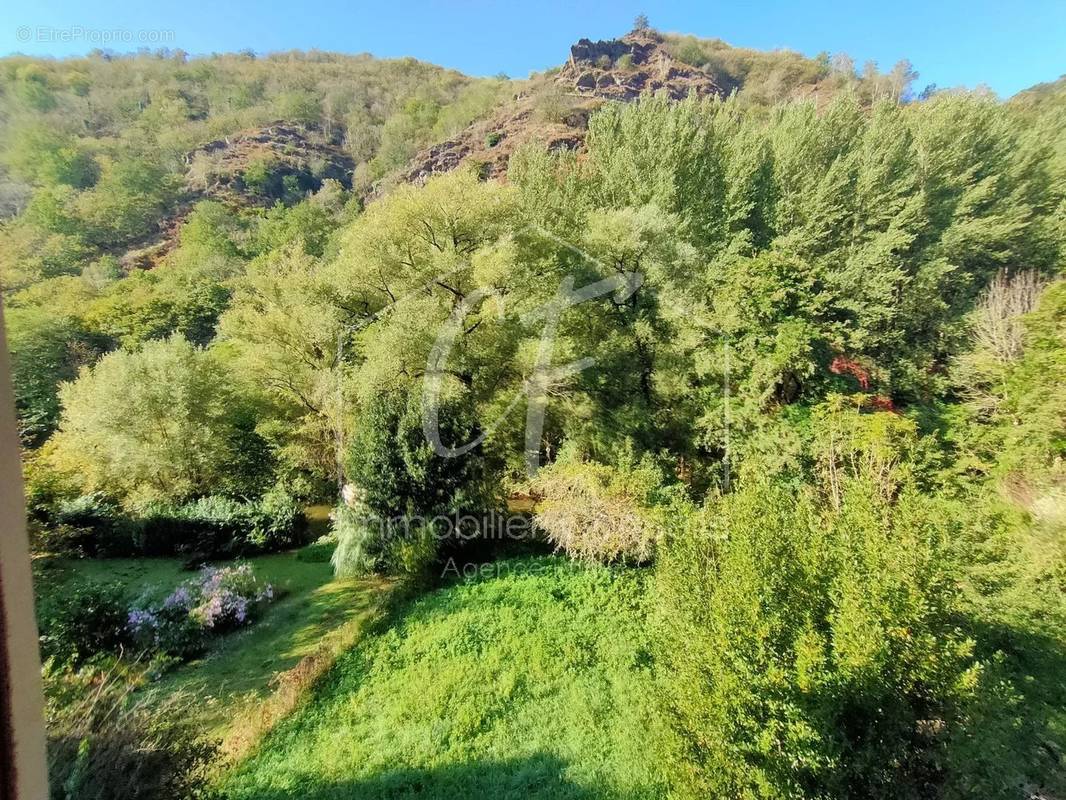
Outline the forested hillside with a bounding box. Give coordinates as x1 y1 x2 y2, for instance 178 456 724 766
5 21 1066 800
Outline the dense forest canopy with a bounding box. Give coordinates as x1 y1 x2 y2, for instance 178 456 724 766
5 23 1066 800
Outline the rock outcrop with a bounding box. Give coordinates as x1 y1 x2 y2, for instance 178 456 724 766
560 29 721 101
394 29 723 187
397 100 594 187
120 123 355 272
184 122 355 206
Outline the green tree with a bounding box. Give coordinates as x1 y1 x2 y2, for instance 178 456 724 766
48 335 244 506
218 246 343 487
76 156 181 247
3 125 98 188
656 479 978 799
5 306 107 445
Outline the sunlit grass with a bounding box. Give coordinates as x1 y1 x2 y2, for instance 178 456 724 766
157 557 394 737
220 556 669 800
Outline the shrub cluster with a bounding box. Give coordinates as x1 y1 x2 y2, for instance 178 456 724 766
330 501 437 580
45 491 306 559
126 564 276 659
295 534 337 563
37 581 129 666
530 452 670 564
655 480 980 799
39 564 277 665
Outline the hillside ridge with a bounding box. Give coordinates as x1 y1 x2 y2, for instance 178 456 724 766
396 28 723 186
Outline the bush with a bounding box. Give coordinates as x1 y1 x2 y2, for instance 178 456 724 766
530 451 669 564
655 479 980 799
38 581 130 665
46 494 136 556
241 157 278 195
127 564 277 658
127 599 207 661
44 660 218 800
296 535 337 563
39 564 278 667
43 492 306 559
141 492 305 558
485 131 502 148
384 523 438 583
330 502 386 577
330 498 439 580
533 85 569 123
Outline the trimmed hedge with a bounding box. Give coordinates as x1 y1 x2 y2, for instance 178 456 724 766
50 493 307 559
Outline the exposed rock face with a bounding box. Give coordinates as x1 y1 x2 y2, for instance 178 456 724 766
568 36 657 67
559 30 722 101
119 123 355 273
394 29 723 188
396 101 594 188
118 206 192 271
184 122 355 206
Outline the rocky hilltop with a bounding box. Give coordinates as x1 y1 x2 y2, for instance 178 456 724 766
120 123 355 270
396 29 722 186
561 29 722 101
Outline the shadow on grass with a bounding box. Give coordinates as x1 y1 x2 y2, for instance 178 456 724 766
223 753 622 800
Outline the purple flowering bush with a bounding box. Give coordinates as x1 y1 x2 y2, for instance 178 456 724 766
127 563 276 659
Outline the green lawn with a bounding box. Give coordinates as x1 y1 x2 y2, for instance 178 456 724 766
32 545 396 739
155 555 394 738
219 556 669 800
34 555 193 607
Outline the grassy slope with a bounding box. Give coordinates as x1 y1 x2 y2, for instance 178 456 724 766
221 556 668 800
156 556 394 738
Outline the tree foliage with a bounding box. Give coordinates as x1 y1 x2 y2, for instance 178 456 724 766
656 478 978 799
48 335 250 506
4 42 1066 797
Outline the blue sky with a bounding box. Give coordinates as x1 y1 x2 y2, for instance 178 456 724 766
1 0 1063 98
